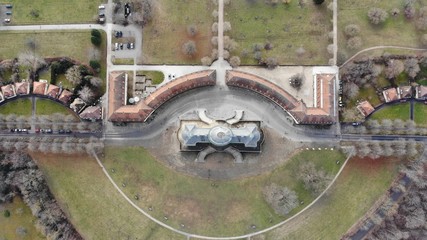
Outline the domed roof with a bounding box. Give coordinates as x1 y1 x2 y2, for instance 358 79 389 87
208 126 233 147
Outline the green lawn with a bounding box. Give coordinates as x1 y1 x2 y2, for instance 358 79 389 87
7 0 104 25
142 0 214 64
226 0 332 65
0 30 104 64
112 58 134 65
414 102 427 127
102 147 345 236
0 98 32 116
338 0 426 61
265 157 401 239
35 98 77 117
137 71 165 85
358 87 382 107
369 103 410 121
33 153 183 240
0 197 45 240
418 79 427 86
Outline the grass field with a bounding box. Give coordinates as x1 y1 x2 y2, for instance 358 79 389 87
0 98 32 116
112 58 134 65
369 103 410 121
33 153 184 240
414 102 427 127
0 30 104 64
265 156 402 239
6 0 104 25
137 71 165 85
142 0 214 64
102 147 345 236
338 0 427 61
35 98 76 117
225 0 332 65
0 197 45 240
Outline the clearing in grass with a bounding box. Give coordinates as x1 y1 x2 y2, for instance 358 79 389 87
102 146 345 237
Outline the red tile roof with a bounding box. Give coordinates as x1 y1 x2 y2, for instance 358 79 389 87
108 70 216 122
46 84 60 98
14 82 29 95
79 106 102 120
357 100 375 117
226 70 335 125
382 88 399 102
1 84 15 99
33 81 47 95
58 90 73 104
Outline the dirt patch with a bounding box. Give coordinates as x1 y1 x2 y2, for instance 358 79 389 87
162 196 202 226
346 156 398 176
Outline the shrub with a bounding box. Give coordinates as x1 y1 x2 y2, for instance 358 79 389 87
3 209 10 218
313 0 324 4
290 74 304 89
211 22 218 33
187 24 198 37
404 5 415 19
347 37 362 50
368 8 388 25
89 60 101 72
91 36 102 46
91 29 101 38
344 24 360 37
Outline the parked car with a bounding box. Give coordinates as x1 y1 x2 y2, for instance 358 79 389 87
4 19 10 23
58 129 65 134
115 42 119 50
65 129 72 134
6 12 12 15
35 128 40 133
120 43 123 50
127 42 130 49
130 42 134 49
5 4 12 8
45 129 52 134
98 5 105 9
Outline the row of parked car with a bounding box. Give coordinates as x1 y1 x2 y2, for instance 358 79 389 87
10 128 72 134
114 42 134 51
3 4 12 24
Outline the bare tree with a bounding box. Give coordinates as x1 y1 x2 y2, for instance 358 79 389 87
404 58 420 79
78 86 95 103
265 57 278 69
385 60 404 79
65 65 82 86
201 56 213 66
229 56 241 68
182 41 197 56
90 77 103 88
368 8 388 25
344 24 360 37
18 51 46 82
295 46 306 57
211 36 218 46
347 37 362 50
223 36 238 51
263 183 298 216
223 21 232 32
343 82 359 99
298 162 332 194
211 22 218 33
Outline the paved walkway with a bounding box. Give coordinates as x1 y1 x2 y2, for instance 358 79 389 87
217 0 224 59
333 0 338 65
340 46 427 68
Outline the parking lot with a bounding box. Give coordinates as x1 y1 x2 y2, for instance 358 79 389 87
0 4 13 25
110 25 142 63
